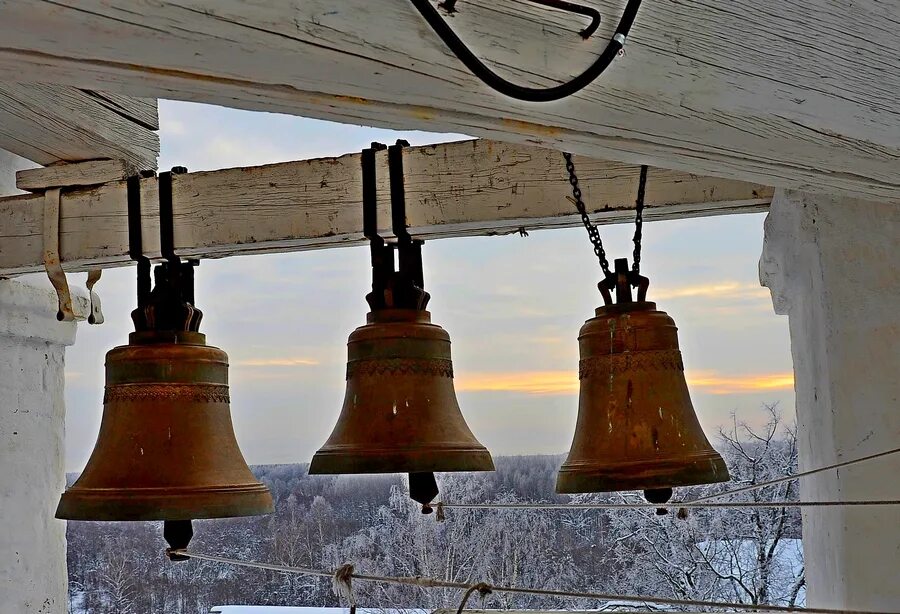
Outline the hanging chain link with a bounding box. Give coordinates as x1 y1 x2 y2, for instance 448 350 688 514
563 152 648 276
563 152 611 276
632 164 647 274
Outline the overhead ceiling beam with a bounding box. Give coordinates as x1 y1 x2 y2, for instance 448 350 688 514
0 139 772 276
0 1 895 202
0 82 158 168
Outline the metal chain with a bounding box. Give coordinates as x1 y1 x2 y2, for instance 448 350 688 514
564 152 648 276
632 164 648 274
563 152 610 276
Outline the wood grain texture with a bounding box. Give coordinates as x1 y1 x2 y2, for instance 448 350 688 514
0 82 158 167
0 139 771 276
16 159 134 191
0 0 895 201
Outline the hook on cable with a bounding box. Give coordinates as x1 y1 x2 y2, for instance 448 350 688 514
411 0 642 102
439 0 601 39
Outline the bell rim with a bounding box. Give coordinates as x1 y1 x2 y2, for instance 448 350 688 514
308 447 494 475
555 453 730 494
55 484 273 521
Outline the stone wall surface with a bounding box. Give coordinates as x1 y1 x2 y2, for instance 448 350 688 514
1 150 78 613
761 189 900 610
0 280 78 614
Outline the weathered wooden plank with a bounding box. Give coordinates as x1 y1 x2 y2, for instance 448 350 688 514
0 82 158 168
0 140 771 276
82 91 159 131
16 159 133 191
0 0 895 202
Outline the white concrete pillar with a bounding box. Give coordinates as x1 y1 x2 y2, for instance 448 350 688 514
760 189 900 610
1 149 76 612
0 280 79 613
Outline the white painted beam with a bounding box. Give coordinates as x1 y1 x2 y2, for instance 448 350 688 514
0 82 158 168
0 1 895 202
16 159 134 192
0 139 771 276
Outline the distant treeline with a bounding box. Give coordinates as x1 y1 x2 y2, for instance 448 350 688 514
67 406 804 613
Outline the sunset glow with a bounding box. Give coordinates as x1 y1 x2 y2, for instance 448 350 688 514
456 369 794 396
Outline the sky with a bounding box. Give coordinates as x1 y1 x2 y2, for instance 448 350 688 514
62 100 794 472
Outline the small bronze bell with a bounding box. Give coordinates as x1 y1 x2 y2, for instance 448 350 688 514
57 263 273 523
557 259 729 498
309 306 494 476
310 239 493 509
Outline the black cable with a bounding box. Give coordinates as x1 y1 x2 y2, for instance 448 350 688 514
410 0 642 102
440 0 601 39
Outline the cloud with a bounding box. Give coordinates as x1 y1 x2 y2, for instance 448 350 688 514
456 371 574 395
233 358 320 367
456 369 794 396
652 282 769 301
688 371 794 395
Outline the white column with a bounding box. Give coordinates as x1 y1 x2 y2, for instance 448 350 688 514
0 280 79 612
1 149 77 612
760 189 900 610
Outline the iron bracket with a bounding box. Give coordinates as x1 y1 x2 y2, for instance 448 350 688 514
362 141 428 311
598 258 649 306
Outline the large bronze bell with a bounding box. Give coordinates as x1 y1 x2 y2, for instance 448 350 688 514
557 260 729 497
57 263 272 523
310 307 494 476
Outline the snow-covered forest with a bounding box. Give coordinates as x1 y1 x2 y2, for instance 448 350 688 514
67 406 804 612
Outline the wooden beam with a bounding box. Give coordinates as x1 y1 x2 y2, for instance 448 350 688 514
0 82 158 168
16 159 134 191
0 139 771 276
0 1 895 202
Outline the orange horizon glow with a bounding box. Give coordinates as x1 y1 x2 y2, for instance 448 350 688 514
651 281 770 301
456 369 794 396
234 358 320 367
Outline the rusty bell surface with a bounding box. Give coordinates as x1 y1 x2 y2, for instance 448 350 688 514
56 329 273 521
556 299 729 494
309 308 494 474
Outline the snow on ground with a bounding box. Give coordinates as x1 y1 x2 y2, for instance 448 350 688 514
211 608 426 614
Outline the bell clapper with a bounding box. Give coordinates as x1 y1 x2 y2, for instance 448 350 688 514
644 487 673 516
163 519 193 561
409 472 440 513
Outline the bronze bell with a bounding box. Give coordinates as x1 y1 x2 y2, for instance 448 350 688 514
310 234 493 510
309 306 494 476
57 263 273 522
557 259 729 497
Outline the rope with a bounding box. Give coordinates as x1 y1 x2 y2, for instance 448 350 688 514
456 582 492 614
332 563 356 614
437 500 900 510
170 549 893 614
687 445 900 503
438 445 900 512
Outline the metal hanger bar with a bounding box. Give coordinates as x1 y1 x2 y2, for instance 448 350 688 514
126 174 151 307
388 141 411 244
388 140 425 288
157 170 179 267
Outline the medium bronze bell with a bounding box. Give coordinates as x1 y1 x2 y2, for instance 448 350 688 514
557 260 729 496
57 263 272 522
309 307 494 476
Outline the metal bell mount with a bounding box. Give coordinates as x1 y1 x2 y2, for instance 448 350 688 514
309 142 494 511
56 168 273 556
556 156 729 506
556 259 730 501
